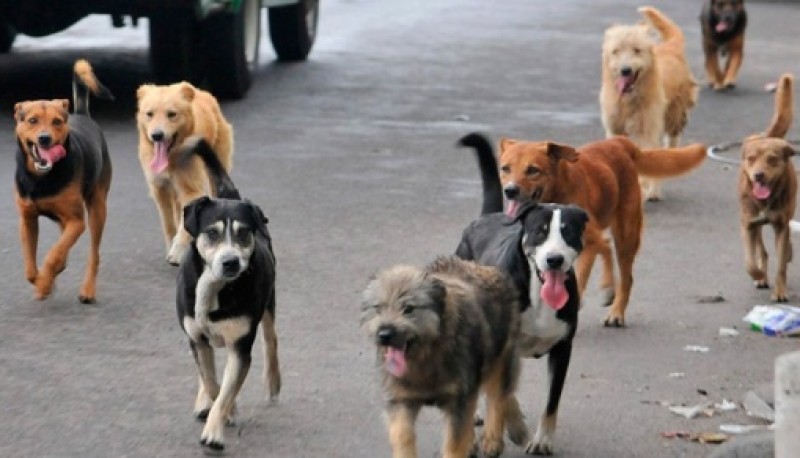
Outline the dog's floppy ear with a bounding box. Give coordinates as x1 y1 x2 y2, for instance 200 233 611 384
244 200 270 239
136 84 153 101
424 276 447 314
183 196 213 238
178 82 196 102
783 144 795 159
547 142 579 163
14 102 26 122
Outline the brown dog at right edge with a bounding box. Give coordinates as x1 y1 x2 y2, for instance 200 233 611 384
739 73 795 302
13 60 113 303
701 0 747 91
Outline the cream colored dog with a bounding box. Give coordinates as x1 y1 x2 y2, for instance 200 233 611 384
600 6 699 201
136 81 234 264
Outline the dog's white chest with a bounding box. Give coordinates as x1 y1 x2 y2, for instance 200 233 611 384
518 282 570 358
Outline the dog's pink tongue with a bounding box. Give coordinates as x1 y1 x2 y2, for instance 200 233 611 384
150 141 169 174
39 145 66 165
616 76 634 94
716 21 729 33
385 347 408 377
753 182 771 200
540 270 568 310
506 200 520 217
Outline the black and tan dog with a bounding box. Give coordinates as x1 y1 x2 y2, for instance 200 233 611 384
739 74 795 302
176 138 280 451
701 0 747 91
456 134 588 455
14 59 113 303
361 256 529 458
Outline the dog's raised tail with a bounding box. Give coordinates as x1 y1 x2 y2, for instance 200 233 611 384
179 136 241 200
72 59 114 116
633 143 707 178
765 73 794 138
458 132 504 215
638 6 684 44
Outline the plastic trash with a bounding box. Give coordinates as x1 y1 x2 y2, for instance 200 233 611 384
742 305 800 337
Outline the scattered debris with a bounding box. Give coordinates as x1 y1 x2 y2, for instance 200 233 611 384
684 345 710 353
697 388 709 396
743 305 800 337
719 327 740 337
697 294 726 304
764 82 778 93
714 399 738 412
453 114 470 122
743 390 775 423
719 424 772 435
668 402 714 419
668 372 685 379
661 430 729 444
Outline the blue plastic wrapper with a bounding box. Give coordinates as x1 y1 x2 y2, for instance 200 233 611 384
743 305 800 337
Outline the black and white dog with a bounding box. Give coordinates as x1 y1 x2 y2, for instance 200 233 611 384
455 133 588 455
176 138 281 451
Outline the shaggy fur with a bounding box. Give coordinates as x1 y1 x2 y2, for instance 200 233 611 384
600 6 699 201
739 74 796 302
361 256 528 458
136 81 234 265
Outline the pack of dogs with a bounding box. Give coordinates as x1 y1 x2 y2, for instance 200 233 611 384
11 1 800 456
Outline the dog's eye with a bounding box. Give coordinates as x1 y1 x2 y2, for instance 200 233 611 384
500 165 511 174
525 166 540 176
767 156 779 167
633 47 641 55
52 119 64 127
205 228 221 242
27 117 38 125
612 49 619 56
235 228 252 244
538 224 549 237
145 111 154 118
402 306 414 315
166 111 177 119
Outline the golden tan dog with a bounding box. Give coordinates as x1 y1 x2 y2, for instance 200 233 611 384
600 6 699 201
136 81 233 265
14 60 113 303
739 74 795 302
497 136 706 326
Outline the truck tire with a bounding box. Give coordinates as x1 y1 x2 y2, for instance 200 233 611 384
268 0 318 61
149 11 204 85
0 23 15 53
202 0 261 99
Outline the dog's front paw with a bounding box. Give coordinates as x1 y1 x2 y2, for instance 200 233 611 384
771 290 789 303
480 432 504 458
525 430 554 455
33 276 55 300
167 239 189 266
25 268 38 285
603 312 625 328
200 422 225 451
754 279 769 289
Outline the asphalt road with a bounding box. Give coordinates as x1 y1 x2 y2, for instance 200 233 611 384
1 1 800 457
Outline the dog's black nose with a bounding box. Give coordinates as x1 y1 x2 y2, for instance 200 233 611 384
37 133 52 147
546 253 564 269
620 67 633 77
504 185 520 199
150 130 165 142
221 258 240 276
377 326 396 346
753 172 765 183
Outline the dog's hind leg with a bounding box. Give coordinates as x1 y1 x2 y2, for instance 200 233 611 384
79 192 108 303
480 353 520 457
386 402 421 458
442 394 479 458
772 225 791 302
605 216 641 327
598 235 616 307
525 340 572 455
575 225 603 299
261 299 282 400
200 340 253 450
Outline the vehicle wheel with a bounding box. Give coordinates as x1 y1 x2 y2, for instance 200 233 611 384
202 0 260 100
0 23 15 53
268 0 318 61
148 11 204 85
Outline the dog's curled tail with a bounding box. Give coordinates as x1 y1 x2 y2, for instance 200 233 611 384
638 6 684 44
633 143 707 178
458 132 504 215
178 136 242 200
765 73 794 139
72 59 114 116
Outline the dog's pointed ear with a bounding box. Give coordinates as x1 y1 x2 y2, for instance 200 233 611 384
136 84 153 102
499 138 518 152
14 102 26 122
547 142 579 163
178 82 196 102
244 200 270 239
54 99 70 113
183 196 213 238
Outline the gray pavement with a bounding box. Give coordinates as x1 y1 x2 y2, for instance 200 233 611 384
1 1 800 457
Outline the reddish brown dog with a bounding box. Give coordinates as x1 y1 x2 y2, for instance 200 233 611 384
13 60 113 302
739 73 795 301
499 137 706 326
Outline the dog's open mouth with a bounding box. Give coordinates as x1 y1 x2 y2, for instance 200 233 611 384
382 342 410 377
506 188 543 217
752 180 772 201
28 142 67 172
149 134 177 174
615 71 639 94
540 269 569 310
715 20 730 33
